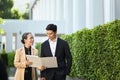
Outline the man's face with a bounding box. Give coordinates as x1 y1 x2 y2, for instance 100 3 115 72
46 30 56 40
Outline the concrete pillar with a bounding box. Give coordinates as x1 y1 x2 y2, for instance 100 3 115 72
32 5 36 20
51 0 56 20
46 0 51 20
86 0 104 29
86 0 93 29
17 32 22 49
6 33 12 52
104 0 115 23
33 1 40 20
32 1 41 20
73 0 86 32
56 0 64 20
64 0 73 34
42 0 47 20
115 0 120 19
39 0 45 20
37 0 41 20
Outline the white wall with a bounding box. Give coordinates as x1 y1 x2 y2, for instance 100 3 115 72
31 0 120 33
115 0 120 19
1 0 120 52
0 19 65 52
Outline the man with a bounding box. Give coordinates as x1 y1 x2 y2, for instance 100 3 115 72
40 24 72 80
0 58 8 80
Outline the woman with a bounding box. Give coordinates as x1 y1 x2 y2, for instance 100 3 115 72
14 32 45 80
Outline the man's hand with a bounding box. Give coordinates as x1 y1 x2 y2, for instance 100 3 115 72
37 66 46 71
41 77 46 80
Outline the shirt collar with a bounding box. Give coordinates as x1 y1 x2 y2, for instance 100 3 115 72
49 37 58 43
24 46 31 50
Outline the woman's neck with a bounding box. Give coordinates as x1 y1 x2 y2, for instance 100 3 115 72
24 44 31 48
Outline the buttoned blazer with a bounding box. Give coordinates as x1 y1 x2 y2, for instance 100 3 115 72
41 38 72 77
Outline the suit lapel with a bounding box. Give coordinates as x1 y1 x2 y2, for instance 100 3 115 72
46 40 53 56
31 48 34 55
55 38 59 56
21 47 26 60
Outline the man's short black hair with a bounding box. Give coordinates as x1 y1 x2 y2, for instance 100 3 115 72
46 24 57 32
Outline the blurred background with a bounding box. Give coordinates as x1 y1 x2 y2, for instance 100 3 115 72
0 0 120 80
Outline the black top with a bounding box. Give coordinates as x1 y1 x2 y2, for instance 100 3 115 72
24 46 32 80
25 46 31 55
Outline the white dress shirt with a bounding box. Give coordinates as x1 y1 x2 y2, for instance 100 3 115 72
49 38 57 56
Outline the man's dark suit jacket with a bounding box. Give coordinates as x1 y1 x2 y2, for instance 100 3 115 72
0 58 8 80
40 38 72 78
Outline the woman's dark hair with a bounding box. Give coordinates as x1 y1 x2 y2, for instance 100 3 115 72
21 32 31 44
46 24 57 32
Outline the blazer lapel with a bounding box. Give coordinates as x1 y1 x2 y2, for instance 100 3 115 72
21 47 26 60
31 48 37 55
31 48 34 55
55 38 59 56
46 40 53 56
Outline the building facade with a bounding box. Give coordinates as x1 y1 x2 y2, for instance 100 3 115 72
0 20 64 52
0 0 120 52
30 0 120 33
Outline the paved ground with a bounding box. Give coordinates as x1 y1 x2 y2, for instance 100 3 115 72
9 77 14 80
9 76 81 80
8 69 80 80
9 77 41 80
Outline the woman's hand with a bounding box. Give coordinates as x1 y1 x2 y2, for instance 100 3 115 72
26 60 33 66
37 66 46 71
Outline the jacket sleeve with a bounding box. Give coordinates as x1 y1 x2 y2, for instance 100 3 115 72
64 41 72 75
14 50 27 68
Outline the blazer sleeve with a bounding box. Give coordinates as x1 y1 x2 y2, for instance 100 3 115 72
14 49 27 68
64 41 72 75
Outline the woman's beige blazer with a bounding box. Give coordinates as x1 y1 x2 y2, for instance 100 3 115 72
14 47 38 80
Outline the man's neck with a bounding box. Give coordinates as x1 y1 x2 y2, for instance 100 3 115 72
50 37 57 42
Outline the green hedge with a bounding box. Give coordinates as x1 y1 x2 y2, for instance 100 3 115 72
6 42 41 67
0 51 15 67
35 42 41 56
1 42 41 68
61 19 120 80
0 53 8 66
7 51 15 67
